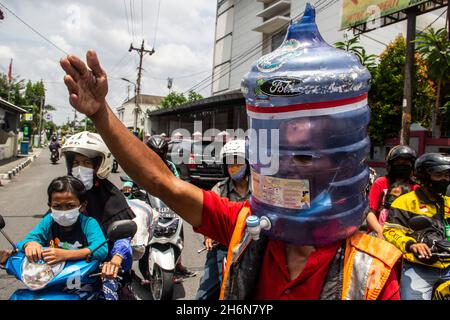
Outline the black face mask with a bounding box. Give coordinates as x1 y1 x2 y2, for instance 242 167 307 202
383 195 397 209
428 180 450 196
389 164 412 180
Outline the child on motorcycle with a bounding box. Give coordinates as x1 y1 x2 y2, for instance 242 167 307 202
17 175 108 265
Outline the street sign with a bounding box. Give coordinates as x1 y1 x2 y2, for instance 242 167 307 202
23 113 33 121
44 113 52 121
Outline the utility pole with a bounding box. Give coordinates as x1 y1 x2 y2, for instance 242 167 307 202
37 96 44 147
400 7 417 146
129 40 155 135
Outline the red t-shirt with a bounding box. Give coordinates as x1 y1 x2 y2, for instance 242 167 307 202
194 190 400 300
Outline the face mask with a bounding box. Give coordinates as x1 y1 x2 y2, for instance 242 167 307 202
51 207 80 227
229 164 248 181
389 164 412 180
428 180 450 196
72 166 95 190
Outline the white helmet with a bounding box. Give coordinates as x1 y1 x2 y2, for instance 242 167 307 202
220 139 246 163
61 131 113 179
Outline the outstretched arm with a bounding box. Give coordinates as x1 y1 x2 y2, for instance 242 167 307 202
60 50 204 227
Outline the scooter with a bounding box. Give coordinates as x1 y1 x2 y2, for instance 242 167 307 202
143 195 184 300
120 176 184 300
50 149 59 164
0 214 137 300
408 215 450 300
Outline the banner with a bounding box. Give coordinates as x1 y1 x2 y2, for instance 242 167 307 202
341 0 428 29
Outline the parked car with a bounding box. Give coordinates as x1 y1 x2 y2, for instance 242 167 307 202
167 138 226 187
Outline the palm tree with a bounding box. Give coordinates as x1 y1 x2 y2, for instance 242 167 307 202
414 28 450 138
335 34 378 72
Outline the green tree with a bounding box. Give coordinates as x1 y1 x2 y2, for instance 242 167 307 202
0 73 26 106
414 28 450 137
368 36 434 145
334 34 378 72
159 90 203 109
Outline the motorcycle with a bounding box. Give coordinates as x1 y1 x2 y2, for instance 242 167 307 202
0 214 137 300
408 215 450 300
120 176 184 300
50 149 59 164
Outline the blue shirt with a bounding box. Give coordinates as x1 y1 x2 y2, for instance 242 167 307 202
17 213 108 262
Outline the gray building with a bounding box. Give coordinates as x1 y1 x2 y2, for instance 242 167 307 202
0 97 26 160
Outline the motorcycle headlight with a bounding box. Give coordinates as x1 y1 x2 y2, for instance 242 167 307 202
21 260 65 290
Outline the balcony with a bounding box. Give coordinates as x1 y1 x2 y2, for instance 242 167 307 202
257 0 291 19
253 15 290 34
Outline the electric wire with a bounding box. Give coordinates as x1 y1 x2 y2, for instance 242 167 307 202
0 2 68 55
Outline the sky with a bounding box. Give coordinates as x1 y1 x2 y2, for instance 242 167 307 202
0 0 217 125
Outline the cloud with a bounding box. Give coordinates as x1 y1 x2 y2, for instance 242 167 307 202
0 0 216 125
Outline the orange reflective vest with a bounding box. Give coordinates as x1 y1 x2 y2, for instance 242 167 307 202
220 205 402 300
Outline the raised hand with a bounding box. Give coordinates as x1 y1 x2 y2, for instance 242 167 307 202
60 50 108 117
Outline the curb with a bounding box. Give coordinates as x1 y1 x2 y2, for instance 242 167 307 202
0 151 41 186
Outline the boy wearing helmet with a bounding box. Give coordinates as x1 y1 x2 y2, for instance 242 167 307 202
61 131 136 300
383 153 450 300
366 145 418 238
196 139 251 300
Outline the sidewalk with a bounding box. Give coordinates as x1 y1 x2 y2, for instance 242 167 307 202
0 148 42 186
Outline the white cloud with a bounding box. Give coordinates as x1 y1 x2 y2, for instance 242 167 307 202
0 0 216 125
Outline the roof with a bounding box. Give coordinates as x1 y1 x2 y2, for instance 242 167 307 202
123 94 164 106
147 90 244 116
0 97 27 114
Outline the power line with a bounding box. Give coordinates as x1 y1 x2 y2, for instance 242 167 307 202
0 2 68 55
153 0 161 49
130 0 136 42
123 0 133 44
141 0 144 40
419 8 447 33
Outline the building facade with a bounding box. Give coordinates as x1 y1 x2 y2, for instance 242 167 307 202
0 97 26 160
211 0 448 96
116 94 163 133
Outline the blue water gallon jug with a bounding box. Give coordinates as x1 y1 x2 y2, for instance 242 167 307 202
241 3 371 245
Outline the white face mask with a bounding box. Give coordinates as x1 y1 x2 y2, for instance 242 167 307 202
72 166 95 190
51 207 81 227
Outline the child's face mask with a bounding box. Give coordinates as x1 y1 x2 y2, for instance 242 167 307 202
72 166 95 190
51 207 81 227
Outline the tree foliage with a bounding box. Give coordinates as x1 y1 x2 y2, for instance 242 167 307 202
368 36 434 145
159 90 203 109
414 28 450 137
334 34 378 72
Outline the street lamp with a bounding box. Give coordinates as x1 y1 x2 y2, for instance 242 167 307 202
121 77 141 134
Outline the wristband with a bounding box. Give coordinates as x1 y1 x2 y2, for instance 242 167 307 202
405 240 415 253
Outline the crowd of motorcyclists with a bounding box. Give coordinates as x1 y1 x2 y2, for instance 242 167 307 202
0 8 450 300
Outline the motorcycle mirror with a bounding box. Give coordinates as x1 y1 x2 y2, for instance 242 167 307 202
120 175 132 182
408 215 433 231
0 215 17 251
106 220 137 241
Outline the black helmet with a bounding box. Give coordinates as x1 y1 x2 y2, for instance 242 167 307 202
386 145 417 164
414 153 450 181
145 135 168 160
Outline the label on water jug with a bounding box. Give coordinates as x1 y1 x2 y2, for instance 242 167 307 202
251 169 310 210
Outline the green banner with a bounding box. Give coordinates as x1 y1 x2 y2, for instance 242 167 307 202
341 0 428 29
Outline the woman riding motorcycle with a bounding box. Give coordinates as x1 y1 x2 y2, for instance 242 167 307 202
61 131 136 299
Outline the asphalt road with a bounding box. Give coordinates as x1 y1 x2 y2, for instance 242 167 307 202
0 149 208 300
